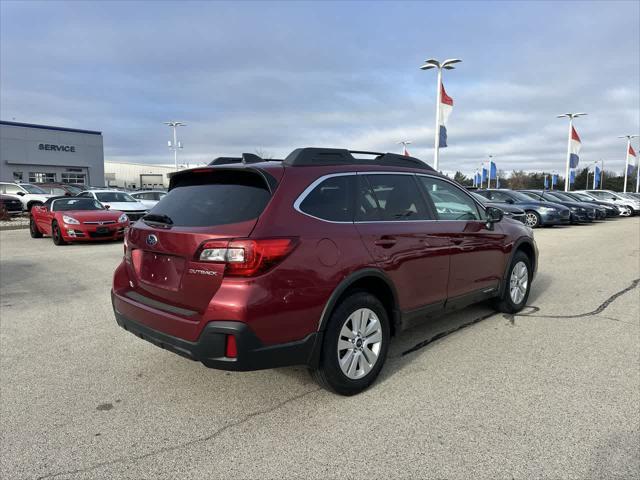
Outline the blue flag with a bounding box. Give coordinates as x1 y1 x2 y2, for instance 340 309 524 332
569 169 576 185
481 167 488 183
551 174 558 186
489 161 497 180
544 176 549 189
594 165 601 188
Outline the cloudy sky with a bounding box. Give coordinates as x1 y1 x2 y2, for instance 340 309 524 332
1 0 639 176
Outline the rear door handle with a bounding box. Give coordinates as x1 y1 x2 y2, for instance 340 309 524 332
451 239 464 245
374 236 397 248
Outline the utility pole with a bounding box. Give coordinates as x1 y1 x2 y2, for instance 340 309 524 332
164 121 186 171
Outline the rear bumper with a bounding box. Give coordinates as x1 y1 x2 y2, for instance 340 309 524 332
112 291 320 371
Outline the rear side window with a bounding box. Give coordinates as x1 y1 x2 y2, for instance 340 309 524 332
359 174 431 221
152 171 272 227
419 177 481 221
299 175 354 222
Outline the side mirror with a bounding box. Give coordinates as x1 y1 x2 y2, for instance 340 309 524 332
16 191 25 196
104 205 111 209
485 206 504 225
505 198 515 204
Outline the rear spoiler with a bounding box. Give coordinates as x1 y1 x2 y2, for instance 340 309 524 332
167 166 279 193
209 153 283 166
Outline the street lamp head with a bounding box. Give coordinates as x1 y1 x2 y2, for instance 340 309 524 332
618 134 639 139
420 63 436 70
397 140 412 145
442 58 462 67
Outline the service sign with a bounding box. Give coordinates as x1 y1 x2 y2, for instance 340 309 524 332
38 143 76 152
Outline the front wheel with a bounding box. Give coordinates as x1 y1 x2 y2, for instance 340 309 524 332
524 210 541 228
30 217 43 238
310 292 390 396
51 221 67 246
493 251 532 314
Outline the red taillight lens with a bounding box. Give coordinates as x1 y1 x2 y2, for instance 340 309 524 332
197 237 298 277
225 335 237 358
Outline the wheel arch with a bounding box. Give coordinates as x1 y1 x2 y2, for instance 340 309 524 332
26 200 43 211
317 268 400 336
499 237 537 298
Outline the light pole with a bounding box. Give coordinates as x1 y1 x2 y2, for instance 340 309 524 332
397 140 412 156
557 113 586 191
618 134 639 193
420 57 461 171
164 121 186 171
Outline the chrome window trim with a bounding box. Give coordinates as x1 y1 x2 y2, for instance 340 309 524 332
293 171 488 224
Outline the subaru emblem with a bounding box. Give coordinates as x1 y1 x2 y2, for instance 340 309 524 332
146 234 158 246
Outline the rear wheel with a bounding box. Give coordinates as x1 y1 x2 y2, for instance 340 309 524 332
29 217 43 238
51 221 67 246
494 251 532 313
524 210 541 228
310 292 390 396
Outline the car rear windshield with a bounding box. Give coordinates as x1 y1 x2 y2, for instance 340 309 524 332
96 192 137 202
149 171 272 227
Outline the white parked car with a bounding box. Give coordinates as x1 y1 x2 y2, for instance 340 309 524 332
129 190 167 209
77 190 148 221
578 190 640 216
0 182 54 211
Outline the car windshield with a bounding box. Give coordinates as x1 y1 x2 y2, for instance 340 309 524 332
471 192 487 204
510 191 538 202
521 191 544 201
52 198 105 211
572 193 594 201
95 192 137 202
547 192 573 202
21 184 47 194
65 185 83 195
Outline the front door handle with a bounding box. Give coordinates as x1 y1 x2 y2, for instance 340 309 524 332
451 238 464 245
374 236 397 248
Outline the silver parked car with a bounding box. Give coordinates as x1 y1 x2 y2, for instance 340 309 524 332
129 190 167 209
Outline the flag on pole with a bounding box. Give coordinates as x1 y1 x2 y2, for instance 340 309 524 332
552 173 558 187
475 172 482 186
438 83 453 148
594 164 601 188
481 166 488 183
496 176 500 188
569 169 576 185
489 161 497 180
569 127 581 168
544 175 549 189
627 144 637 175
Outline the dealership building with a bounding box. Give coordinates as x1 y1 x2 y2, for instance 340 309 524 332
104 161 183 189
0 120 104 185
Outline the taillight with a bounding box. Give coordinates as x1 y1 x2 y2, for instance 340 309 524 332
197 237 298 277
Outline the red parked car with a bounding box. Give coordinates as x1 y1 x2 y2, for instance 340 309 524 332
31 196 129 245
112 148 537 395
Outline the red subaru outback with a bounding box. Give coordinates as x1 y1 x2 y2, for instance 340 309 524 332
112 148 537 395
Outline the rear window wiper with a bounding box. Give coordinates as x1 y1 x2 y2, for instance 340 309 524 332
142 213 174 225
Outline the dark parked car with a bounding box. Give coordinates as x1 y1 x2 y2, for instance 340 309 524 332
33 182 85 197
562 192 619 217
519 190 599 222
0 194 24 215
112 148 538 395
475 189 570 228
471 192 526 223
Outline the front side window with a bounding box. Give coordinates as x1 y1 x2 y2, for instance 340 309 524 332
358 174 431 221
419 177 481 221
2 184 21 194
299 175 354 222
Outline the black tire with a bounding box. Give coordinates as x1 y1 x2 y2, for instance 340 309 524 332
493 251 532 314
29 216 43 238
310 292 390 396
51 221 67 246
524 210 541 228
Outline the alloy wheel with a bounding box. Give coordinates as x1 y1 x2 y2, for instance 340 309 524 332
509 261 528 304
525 212 538 227
337 308 383 380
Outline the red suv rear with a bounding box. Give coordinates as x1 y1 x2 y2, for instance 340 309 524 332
112 148 537 395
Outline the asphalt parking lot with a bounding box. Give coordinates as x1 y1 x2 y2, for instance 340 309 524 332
1 218 639 479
